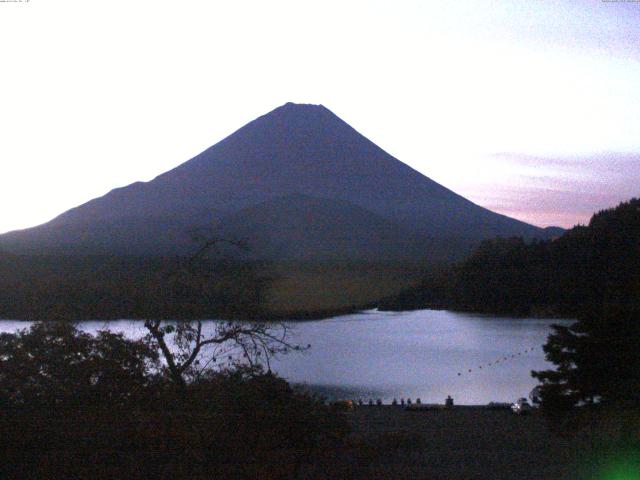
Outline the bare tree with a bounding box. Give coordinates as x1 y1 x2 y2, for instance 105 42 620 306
143 319 304 388
144 236 306 388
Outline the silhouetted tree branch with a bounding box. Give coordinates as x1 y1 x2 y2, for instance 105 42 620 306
144 237 306 389
144 319 304 388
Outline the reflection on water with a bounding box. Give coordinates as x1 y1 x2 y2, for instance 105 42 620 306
269 309 570 404
0 309 570 404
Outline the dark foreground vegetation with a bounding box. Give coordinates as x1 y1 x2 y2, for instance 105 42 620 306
0 322 349 479
380 198 640 318
0 320 637 480
1 322 637 479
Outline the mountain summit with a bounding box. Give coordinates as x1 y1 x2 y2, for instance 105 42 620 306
0 103 555 258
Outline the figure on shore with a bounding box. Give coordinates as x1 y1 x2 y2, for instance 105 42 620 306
445 395 454 408
400 398 405 406
392 398 398 406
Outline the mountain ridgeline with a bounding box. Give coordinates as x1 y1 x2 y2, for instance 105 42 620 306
0 103 556 260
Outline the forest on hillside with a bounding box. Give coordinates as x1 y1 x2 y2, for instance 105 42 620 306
0 254 271 321
0 252 422 321
380 198 640 317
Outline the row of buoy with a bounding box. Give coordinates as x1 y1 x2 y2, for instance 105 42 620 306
456 346 539 377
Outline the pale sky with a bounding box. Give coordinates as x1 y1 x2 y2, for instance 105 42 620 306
1 0 639 233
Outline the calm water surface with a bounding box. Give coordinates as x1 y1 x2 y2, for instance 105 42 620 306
0 309 570 405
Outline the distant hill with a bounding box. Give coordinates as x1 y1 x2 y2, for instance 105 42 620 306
0 102 558 260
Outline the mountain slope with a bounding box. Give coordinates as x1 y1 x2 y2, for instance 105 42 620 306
216 194 476 262
0 102 556 258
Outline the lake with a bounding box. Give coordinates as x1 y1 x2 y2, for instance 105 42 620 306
0 309 570 405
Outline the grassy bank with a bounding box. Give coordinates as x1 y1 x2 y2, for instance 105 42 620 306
264 261 425 318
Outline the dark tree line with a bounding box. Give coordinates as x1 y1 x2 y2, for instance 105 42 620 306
0 254 271 321
380 198 640 319
532 199 640 416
